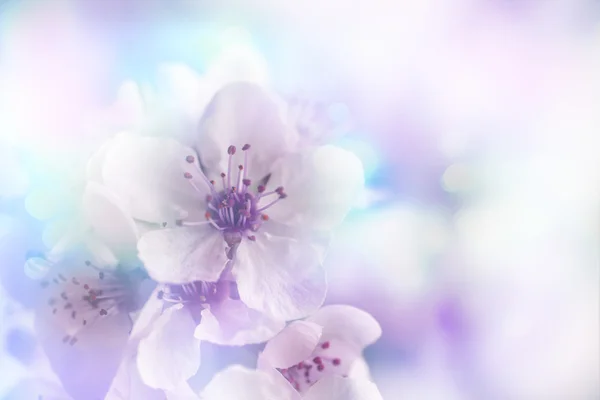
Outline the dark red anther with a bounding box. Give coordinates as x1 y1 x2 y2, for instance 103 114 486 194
221 172 226 178
206 195 213 202
238 165 243 170
99 309 108 316
313 357 322 364
210 180 215 185
205 211 211 220
185 155 195 163
317 364 325 371
228 145 236 155
321 341 330 349
261 214 269 221
242 178 251 186
247 235 256 241
332 358 341 366
184 172 193 179
83 284 90 290
276 186 285 194
279 192 288 199
298 361 305 368
242 144 251 151
257 185 266 193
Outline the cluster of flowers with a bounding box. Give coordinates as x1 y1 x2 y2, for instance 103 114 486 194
23 80 383 399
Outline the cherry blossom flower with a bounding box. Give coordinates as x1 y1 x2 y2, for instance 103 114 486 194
133 82 363 321
31 182 154 399
256 305 382 396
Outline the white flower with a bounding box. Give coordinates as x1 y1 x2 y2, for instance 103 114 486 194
131 82 362 321
256 305 382 396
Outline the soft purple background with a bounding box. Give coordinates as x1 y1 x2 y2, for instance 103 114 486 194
1 1 599 399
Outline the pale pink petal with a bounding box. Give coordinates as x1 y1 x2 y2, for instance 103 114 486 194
138 226 227 284
303 375 383 400
266 145 364 231
137 305 201 391
201 365 300 400
234 232 326 321
194 298 284 346
195 82 294 181
259 321 323 369
101 133 205 224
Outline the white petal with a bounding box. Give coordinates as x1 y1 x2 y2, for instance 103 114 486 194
266 145 364 231
82 182 138 260
138 226 227 284
235 232 326 321
201 365 300 400
129 287 164 341
101 132 206 224
194 298 284 346
195 82 294 181
347 357 373 380
305 305 381 355
303 375 383 400
86 137 116 183
259 321 322 369
106 353 166 400
137 305 201 391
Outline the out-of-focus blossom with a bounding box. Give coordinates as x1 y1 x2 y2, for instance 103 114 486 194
257 305 382 394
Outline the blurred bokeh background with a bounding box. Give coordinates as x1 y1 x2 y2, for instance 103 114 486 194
1 0 599 399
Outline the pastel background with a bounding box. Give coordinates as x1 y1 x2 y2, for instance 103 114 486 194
1 1 599 399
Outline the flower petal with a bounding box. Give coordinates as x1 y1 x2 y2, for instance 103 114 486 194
101 132 206 224
258 321 323 369
303 375 383 400
106 353 166 400
235 232 326 321
195 82 294 181
86 137 116 183
194 298 284 346
305 305 381 355
201 365 300 400
138 226 227 284
35 294 132 399
82 182 139 261
265 145 364 231
137 305 201 391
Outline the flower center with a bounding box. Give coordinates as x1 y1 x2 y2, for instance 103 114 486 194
278 341 343 392
182 144 287 246
157 280 234 305
40 260 143 346
156 280 236 324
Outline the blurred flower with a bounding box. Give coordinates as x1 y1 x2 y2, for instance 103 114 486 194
257 305 382 394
